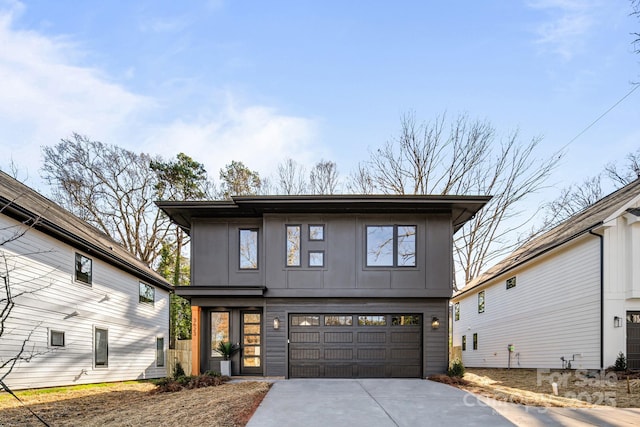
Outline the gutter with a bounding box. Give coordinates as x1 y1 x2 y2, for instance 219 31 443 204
589 229 604 369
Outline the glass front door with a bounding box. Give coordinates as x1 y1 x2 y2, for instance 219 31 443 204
241 311 262 375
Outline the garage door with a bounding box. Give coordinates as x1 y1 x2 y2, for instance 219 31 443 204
628 312 640 370
289 314 422 378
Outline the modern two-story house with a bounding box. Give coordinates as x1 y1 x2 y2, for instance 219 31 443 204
158 195 489 378
0 171 172 390
452 179 640 370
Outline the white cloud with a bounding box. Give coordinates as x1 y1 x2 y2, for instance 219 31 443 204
527 0 600 59
0 2 320 189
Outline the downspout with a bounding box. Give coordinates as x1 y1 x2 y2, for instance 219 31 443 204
589 229 604 369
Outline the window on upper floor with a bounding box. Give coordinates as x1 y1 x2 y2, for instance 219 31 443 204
286 225 301 267
478 291 485 313
139 282 154 305
75 253 92 285
309 224 325 241
94 327 108 368
308 250 324 268
239 229 259 270
454 302 460 321
506 276 516 290
366 225 416 267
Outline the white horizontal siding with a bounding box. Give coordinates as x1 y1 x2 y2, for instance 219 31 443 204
453 235 601 369
1 215 169 390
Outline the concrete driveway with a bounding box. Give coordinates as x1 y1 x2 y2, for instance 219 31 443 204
247 379 515 427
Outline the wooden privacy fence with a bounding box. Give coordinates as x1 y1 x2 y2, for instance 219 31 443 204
167 339 192 377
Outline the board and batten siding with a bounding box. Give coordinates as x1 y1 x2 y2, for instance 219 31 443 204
453 234 601 369
0 215 169 390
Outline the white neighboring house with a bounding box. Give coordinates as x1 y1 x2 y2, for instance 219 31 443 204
452 179 640 371
0 171 172 390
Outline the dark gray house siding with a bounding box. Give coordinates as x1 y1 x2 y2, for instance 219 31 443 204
158 195 489 378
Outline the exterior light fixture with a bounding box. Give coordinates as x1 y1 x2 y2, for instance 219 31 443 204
273 317 280 330
431 316 440 329
614 316 622 328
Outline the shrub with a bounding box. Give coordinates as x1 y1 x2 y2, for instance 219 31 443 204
173 362 186 379
614 352 627 371
448 359 465 378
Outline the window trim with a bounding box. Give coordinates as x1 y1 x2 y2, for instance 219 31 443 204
285 224 302 267
473 333 478 350
94 326 109 368
239 228 259 270
454 302 460 321
308 224 325 241
462 335 466 351
156 337 165 367
139 282 155 305
308 250 325 268
49 329 65 348
478 291 485 314
74 252 92 285
365 225 417 268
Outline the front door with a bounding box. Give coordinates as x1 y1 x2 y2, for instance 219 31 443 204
241 311 262 375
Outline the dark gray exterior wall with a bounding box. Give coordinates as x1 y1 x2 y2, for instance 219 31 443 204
191 214 452 298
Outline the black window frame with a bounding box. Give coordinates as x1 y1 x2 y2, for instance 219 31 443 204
139 282 155 305
50 330 65 347
365 225 417 268
454 302 460 321
506 276 516 290
308 250 325 268
462 335 466 351
478 291 485 314
94 327 109 368
156 337 165 367
308 224 325 241
239 228 259 270
75 252 92 285
285 224 302 267
473 333 478 350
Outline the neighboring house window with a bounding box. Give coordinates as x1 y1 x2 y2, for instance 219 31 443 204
156 337 165 367
75 253 92 285
506 277 516 290
462 335 466 351
211 312 230 357
454 303 460 321
308 250 324 267
286 225 301 267
309 224 325 241
50 330 65 347
239 229 259 269
139 282 154 304
473 333 478 350
478 291 485 313
94 327 108 367
366 225 416 267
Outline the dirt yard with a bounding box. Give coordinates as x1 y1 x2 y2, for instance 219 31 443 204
0 380 270 427
459 368 640 408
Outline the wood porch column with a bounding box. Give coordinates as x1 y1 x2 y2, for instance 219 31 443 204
191 306 201 376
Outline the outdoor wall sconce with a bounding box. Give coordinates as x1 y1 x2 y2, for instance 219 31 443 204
431 316 440 329
273 317 280 330
614 316 622 328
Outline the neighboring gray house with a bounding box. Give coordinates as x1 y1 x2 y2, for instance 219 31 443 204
452 179 640 371
158 195 489 378
0 171 172 390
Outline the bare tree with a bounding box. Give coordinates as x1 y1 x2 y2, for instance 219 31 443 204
310 160 339 195
352 112 561 288
219 161 262 198
632 0 640 54
605 149 640 186
277 158 307 195
347 163 376 195
42 134 169 265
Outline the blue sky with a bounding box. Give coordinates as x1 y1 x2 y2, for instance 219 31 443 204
1 0 639 199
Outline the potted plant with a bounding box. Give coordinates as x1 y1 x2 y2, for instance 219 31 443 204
217 341 240 376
